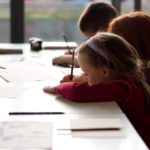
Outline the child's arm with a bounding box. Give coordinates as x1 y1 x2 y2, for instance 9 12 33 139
52 55 79 67
43 74 86 94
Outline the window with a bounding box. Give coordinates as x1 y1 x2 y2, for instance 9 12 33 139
25 0 86 44
0 0 149 43
0 0 9 42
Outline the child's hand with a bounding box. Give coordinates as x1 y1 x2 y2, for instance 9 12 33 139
60 75 72 83
64 50 72 55
60 74 86 84
43 86 57 94
72 74 86 84
52 54 79 67
52 55 72 65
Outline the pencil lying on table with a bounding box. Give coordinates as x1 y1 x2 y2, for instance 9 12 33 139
70 49 75 80
9 112 65 115
57 127 120 131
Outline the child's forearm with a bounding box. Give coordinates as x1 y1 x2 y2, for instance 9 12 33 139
52 55 79 67
61 55 79 67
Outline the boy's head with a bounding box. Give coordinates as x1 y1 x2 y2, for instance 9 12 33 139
78 2 118 38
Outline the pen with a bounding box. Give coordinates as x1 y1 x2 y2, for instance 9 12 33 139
70 49 75 80
58 127 120 131
62 32 72 54
9 112 65 115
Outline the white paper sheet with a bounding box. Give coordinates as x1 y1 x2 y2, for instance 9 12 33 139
0 60 53 82
70 118 125 138
0 121 53 149
0 86 27 98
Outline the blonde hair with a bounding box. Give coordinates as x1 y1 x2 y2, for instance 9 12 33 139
77 32 150 112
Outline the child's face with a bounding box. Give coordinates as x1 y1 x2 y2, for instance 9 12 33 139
78 53 111 86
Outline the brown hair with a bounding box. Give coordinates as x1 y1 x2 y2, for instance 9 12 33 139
78 2 118 34
107 11 150 60
107 11 150 84
77 32 150 112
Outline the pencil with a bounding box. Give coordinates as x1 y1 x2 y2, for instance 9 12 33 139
70 49 75 80
9 112 65 115
62 32 72 54
58 127 120 131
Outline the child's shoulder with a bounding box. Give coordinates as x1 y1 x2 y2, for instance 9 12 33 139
109 75 136 89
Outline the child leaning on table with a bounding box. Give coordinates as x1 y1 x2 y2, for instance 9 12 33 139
44 32 150 148
52 2 118 67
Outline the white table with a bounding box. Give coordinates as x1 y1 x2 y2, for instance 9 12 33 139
0 97 148 150
0 43 148 150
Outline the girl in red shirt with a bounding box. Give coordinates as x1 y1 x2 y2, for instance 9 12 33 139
43 32 150 148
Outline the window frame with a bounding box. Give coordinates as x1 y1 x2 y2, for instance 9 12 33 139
10 0 24 43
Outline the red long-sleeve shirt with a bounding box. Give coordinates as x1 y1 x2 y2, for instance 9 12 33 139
56 75 150 148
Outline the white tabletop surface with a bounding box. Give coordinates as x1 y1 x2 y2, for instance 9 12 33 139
0 43 148 150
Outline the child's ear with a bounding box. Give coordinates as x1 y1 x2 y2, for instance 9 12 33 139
101 66 111 77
